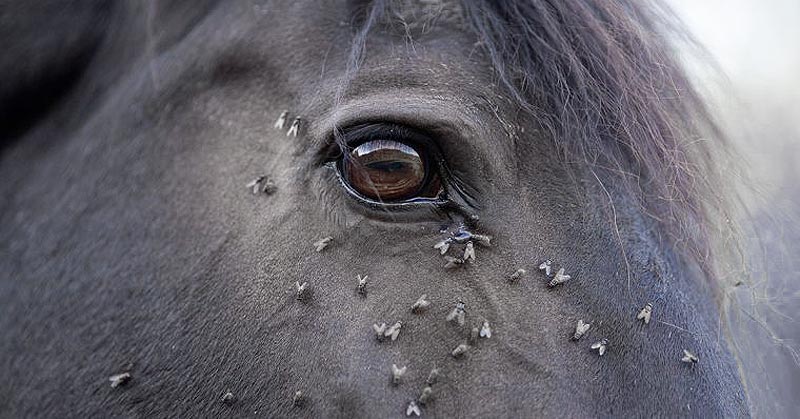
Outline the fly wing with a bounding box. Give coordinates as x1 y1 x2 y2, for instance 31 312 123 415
446 308 458 322
480 321 492 338
406 401 421 416
456 311 465 326
463 242 476 262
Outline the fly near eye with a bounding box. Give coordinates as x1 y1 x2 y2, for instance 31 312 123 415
341 139 440 202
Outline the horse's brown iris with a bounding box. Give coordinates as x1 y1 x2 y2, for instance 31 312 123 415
344 140 434 201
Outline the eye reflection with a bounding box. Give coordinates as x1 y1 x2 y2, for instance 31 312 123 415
342 139 439 202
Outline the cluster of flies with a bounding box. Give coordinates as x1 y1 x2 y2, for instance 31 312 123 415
369 292 491 416
433 227 491 269
182 113 701 412
286 230 699 415
240 110 306 197
295 236 495 415
533 262 697 363
274 110 301 137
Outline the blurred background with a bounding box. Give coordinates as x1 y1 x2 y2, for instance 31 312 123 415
669 0 800 416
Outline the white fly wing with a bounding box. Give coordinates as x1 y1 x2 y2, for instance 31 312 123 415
451 344 467 357
456 311 465 326
463 242 476 262
385 322 401 340
246 177 261 190
274 111 288 129
557 269 571 283
480 321 491 338
392 364 407 380
412 294 429 311
472 234 491 246
446 308 458 322
413 299 430 312
510 269 525 281
434 240 450 255
539 261 552 276
287 119 300 137
406 401 421 416
313 236 332 252
426 368 439 385
419 386 433 404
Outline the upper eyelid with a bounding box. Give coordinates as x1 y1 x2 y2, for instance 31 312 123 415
317 121 447 171
307 95 498 211
336 123 444 158
306 94 493 161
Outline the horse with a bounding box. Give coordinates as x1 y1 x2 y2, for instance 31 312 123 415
0 1 752 416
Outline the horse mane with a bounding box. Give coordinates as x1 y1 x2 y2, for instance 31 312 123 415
344 0 742 286
461 0 741 283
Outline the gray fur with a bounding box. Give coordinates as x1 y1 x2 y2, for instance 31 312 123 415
0 0 750 417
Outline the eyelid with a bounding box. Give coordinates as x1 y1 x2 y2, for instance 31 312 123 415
310 96 488 211
338 122 441 150
308 95 494 179
332 122 445 203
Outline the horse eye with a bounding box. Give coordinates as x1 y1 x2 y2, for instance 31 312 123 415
341 139 441 202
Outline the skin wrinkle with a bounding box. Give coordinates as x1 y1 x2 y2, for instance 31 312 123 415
0 0 749 417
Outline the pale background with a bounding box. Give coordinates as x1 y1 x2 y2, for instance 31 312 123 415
670 1 800 416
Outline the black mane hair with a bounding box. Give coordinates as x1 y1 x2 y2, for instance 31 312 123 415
342 0 741 287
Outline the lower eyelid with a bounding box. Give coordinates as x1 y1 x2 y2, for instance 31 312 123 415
310 168 472 227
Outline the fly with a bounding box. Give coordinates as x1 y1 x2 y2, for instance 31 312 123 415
446 301 466 326
573 319 590 341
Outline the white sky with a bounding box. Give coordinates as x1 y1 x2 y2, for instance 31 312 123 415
670 0 800 90
669 0 800 190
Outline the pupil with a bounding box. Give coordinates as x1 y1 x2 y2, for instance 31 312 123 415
345 140 426 201
366 161 407 172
